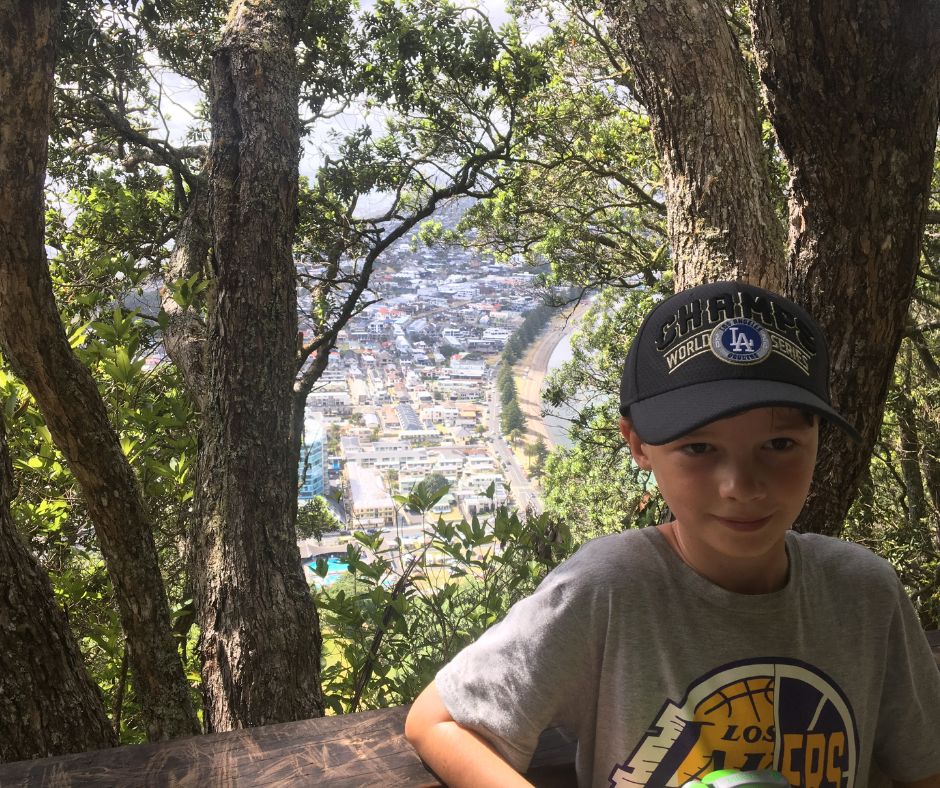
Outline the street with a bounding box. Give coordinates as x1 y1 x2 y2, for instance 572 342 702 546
485 384 544 515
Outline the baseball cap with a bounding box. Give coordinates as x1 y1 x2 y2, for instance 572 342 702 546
619 281 862 445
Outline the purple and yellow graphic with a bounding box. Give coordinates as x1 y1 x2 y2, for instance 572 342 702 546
609 659 858 788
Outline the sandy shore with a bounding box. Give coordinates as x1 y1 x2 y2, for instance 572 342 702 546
514 302 591 449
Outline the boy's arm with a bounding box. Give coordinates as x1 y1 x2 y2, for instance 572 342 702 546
405 680 534 788
893 776 940 788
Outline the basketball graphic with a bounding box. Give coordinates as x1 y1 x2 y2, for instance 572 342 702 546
609 659 858 788
672 676 777 783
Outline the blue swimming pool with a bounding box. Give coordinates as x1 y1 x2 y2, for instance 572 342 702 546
309 554 349 586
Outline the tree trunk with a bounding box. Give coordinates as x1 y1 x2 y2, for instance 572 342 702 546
604 0 940 536
162 183 209 413
193 0 324 730
602 0 787 289
0 414 117 762
0 0 199 741
749 0 940 535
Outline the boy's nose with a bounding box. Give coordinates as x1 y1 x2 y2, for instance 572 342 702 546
718 462 766 501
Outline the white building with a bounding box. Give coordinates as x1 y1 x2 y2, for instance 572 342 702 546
483 327 512 342
346 462 397 529
449 354 486 379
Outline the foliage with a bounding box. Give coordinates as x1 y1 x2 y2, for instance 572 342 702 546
1 298 199 741
439 343 460 359
296 496 341 541
538 286 666 539
454 2 668 293
841 161 940 628
315 477 573 713
7 0 938 745
500 397 526 435
29 0 554 735
500 299 561 365
524 435 549 477
493 297 566 437
842 339 940 628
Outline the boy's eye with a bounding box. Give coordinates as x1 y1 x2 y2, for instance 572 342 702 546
766 437 796 451
681 443 712 455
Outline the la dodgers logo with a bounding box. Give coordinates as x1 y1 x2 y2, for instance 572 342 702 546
711 318 771 365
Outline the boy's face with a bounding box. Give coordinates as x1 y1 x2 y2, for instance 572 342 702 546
620 407 819 571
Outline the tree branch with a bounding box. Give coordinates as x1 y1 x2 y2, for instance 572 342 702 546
160 184 209 411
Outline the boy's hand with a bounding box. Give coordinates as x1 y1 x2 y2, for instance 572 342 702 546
405 680 534 788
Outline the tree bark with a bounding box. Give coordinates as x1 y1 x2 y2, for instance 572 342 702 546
603 0 940 536
193 0 324 730
602 0 787 289
0 0 199 741
162 183 210 413
0 414 117 762
749 0 940 535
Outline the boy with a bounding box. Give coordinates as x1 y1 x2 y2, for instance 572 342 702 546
406 281 940 787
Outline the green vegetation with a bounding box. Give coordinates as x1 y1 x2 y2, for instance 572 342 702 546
524 436 549 477
495 298 565 437
296 497 341 541
2 0 938 753
315 477 572 713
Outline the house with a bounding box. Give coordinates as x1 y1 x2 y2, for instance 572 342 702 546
449 354 486 379
346 462 397 529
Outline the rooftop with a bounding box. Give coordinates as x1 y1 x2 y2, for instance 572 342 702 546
347 462 395 510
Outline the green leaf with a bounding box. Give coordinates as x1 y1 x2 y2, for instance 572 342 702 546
67 322 90 348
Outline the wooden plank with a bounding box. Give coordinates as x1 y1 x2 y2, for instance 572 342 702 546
0 707 576 787
0 707 436 787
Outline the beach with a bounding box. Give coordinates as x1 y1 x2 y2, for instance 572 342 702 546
514 301 591 449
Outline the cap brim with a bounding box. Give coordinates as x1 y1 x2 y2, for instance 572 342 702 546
626 379 862 445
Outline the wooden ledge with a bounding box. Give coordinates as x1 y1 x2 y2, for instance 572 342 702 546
1 632 936 786
0 706 576 787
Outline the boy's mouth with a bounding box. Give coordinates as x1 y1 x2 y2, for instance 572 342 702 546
714 515 772 531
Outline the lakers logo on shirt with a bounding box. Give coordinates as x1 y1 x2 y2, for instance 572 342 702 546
608 659 858 788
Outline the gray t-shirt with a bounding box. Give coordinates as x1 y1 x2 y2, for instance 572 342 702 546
436 528 940 787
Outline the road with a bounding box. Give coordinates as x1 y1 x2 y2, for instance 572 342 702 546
486 384 543 514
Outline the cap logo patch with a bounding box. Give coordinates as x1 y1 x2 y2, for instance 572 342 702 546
710 318 770 365
655 290 817 375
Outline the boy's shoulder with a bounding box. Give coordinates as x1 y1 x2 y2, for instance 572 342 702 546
567 526 659 558
789 531 899 590
554 527 666 588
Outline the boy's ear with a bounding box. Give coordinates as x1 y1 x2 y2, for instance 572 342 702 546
619 417 653 470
